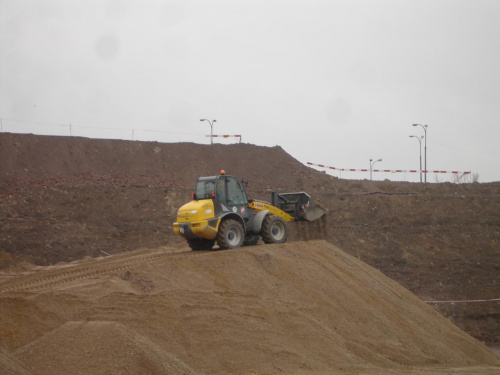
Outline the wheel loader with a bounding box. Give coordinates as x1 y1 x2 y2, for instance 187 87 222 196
173 171 325 250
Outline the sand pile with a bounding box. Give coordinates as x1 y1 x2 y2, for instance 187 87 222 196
0 240 498 374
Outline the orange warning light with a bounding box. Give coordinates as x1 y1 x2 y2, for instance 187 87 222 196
220 170 226 175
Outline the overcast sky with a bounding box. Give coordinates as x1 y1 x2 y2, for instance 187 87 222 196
1 0 499 183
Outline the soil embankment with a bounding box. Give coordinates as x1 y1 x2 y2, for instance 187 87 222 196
0 133 499 346
0 241 499 374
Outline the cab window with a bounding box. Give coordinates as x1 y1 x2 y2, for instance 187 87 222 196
195 178 215 199
216 177 226 203
227 177 247 205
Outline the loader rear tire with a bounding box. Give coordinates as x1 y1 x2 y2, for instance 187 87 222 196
261 215 287 244
217 219 244 249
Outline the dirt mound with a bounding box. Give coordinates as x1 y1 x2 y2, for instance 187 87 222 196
1 132 499 343
0 132 306 190
0 347 29 375
0 241 498 374
14 321 196 375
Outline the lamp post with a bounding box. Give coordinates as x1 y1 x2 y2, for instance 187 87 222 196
370 158 382 180
412 124 428 182
409 135 424 183
200 119 216 144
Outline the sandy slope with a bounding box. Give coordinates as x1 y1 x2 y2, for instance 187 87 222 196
0 240 498 374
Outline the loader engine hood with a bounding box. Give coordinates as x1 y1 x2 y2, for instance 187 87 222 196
176 199 215 223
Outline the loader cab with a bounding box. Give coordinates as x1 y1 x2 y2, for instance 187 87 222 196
216 175 248 207
193 174 250 218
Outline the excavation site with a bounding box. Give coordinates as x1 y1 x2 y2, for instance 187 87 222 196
0 133 499 374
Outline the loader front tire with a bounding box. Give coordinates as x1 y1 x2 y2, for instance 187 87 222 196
261 215 287 244
217 219 244 249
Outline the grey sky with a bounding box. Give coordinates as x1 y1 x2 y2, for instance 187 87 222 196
1 0 499 182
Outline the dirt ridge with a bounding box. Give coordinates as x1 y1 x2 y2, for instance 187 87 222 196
1 241 499 374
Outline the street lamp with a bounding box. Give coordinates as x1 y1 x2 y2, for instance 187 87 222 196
370 158 382 180
412 124 428 182
409 135 424 183
200 119 216 145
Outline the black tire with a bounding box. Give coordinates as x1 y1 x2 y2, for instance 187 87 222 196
217 219 244 249
187 238 215 251
243 234 260 246
261 215 287 244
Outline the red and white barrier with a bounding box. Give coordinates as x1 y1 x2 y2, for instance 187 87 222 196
206 134 242 143
307 162 471 175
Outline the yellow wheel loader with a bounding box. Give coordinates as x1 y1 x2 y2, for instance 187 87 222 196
173 171 325 250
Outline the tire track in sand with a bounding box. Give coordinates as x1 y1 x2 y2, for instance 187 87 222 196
0 248 196 294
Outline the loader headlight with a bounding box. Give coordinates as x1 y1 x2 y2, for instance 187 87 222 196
204 209 212 214
190 210 197 214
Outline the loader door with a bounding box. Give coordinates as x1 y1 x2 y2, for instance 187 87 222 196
216 176 251 220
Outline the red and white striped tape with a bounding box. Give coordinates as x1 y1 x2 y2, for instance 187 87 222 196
206 134 242 143
307 162 471 175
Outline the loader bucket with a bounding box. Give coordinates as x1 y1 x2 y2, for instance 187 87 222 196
271 191 325 221
304 201 325 221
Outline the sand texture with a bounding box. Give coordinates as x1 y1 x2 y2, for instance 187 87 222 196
1 240 498 374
